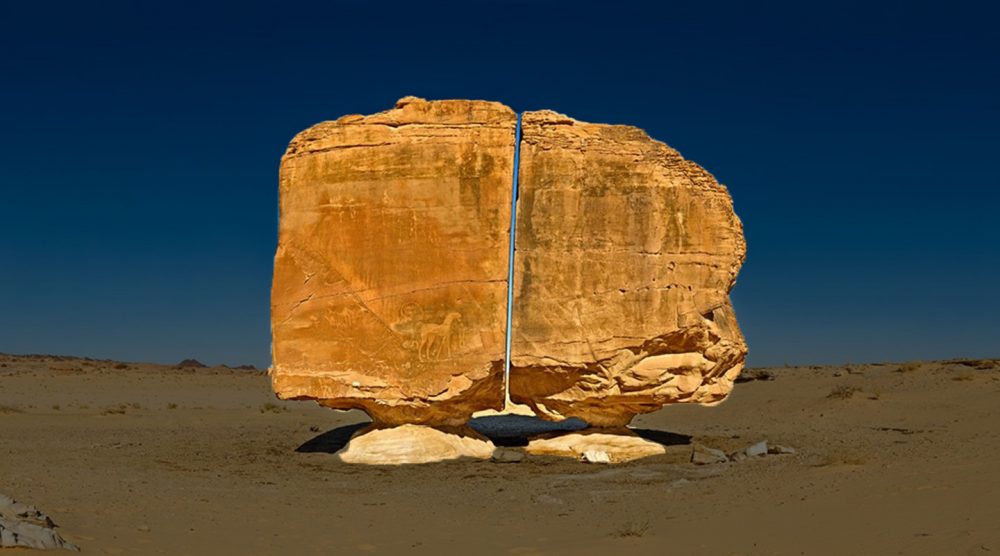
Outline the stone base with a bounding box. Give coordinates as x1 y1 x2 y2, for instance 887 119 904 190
524 428 667 463
334 424 496 464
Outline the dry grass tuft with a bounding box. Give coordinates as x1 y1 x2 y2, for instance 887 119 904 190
612 520 650 538
896 362 921 373
827 385 862 400
260 403 289 414
0 404 24 414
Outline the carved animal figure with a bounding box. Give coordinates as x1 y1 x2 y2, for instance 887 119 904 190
418 312 462 361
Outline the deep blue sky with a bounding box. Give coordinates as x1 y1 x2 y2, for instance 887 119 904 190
2 1 998 368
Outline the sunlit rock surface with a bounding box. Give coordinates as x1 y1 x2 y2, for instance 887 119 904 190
270 99 747 454
524 429 667 463
271 97 515 426
334 424 496 464
508 110 747 426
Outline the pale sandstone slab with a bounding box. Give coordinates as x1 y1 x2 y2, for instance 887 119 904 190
334 424 496 464
509 110 747 426
271 97 516 425
525 429 667 463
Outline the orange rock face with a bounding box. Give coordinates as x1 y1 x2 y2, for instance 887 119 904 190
508 110 747 426
270 97 515 425
271 99 747 433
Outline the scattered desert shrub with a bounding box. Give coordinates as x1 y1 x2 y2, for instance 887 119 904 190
897 362 921 373
612 520 650 538
260 403 289 414
101 404 128 416
827 385 862 400
735 369 774 383
51 404 61 410
952 374 975 382
0 404 24 414
167 402 178 409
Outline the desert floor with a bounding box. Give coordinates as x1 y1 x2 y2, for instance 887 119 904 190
1 354 998 555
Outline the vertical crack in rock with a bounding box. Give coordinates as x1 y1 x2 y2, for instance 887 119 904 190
270 98 747 435
502 112 523 408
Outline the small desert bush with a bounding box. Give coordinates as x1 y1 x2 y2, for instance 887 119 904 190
51 404 61 410
897 362 921 373
0 404 24 414
167 402 178 409
952 374 975 382
612 520 650 538
827 385 862 400
260 403 288 414
101 404 128 416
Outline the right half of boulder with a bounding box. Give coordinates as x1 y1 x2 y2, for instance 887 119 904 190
508 110 748 427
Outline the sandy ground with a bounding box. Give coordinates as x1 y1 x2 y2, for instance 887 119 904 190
1 353 998 555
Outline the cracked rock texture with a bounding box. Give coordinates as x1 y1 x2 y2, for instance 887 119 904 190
270 97 515 425
508 110 747 426
0 494 78 551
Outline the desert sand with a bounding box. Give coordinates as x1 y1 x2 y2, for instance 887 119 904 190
1 353 998 555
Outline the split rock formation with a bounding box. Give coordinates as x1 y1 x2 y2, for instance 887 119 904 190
270 97 747 463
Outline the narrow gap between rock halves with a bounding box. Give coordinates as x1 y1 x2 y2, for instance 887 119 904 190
502 112 522 410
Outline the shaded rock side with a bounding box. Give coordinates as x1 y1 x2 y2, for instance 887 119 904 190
271 97 516 425
508 110 747 426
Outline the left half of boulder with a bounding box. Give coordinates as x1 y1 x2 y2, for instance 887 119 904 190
271 97 515 427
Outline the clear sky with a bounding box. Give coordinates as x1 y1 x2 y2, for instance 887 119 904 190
2 1 997 368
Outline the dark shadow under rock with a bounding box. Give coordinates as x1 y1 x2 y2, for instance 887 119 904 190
296 422 370 453
468 415 589 446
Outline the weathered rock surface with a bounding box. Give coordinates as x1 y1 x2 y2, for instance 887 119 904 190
524 429 667 462
509 110 747 426
0 494 78 551
271 97 516 426
691 443 728 465
334 424 496 464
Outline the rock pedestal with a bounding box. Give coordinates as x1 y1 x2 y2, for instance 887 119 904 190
334 424 496 465
525 429 668 463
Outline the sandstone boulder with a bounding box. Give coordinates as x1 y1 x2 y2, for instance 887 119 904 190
334 424 496 464
271 97 515 425
524 429 667 462
509 110 747 426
